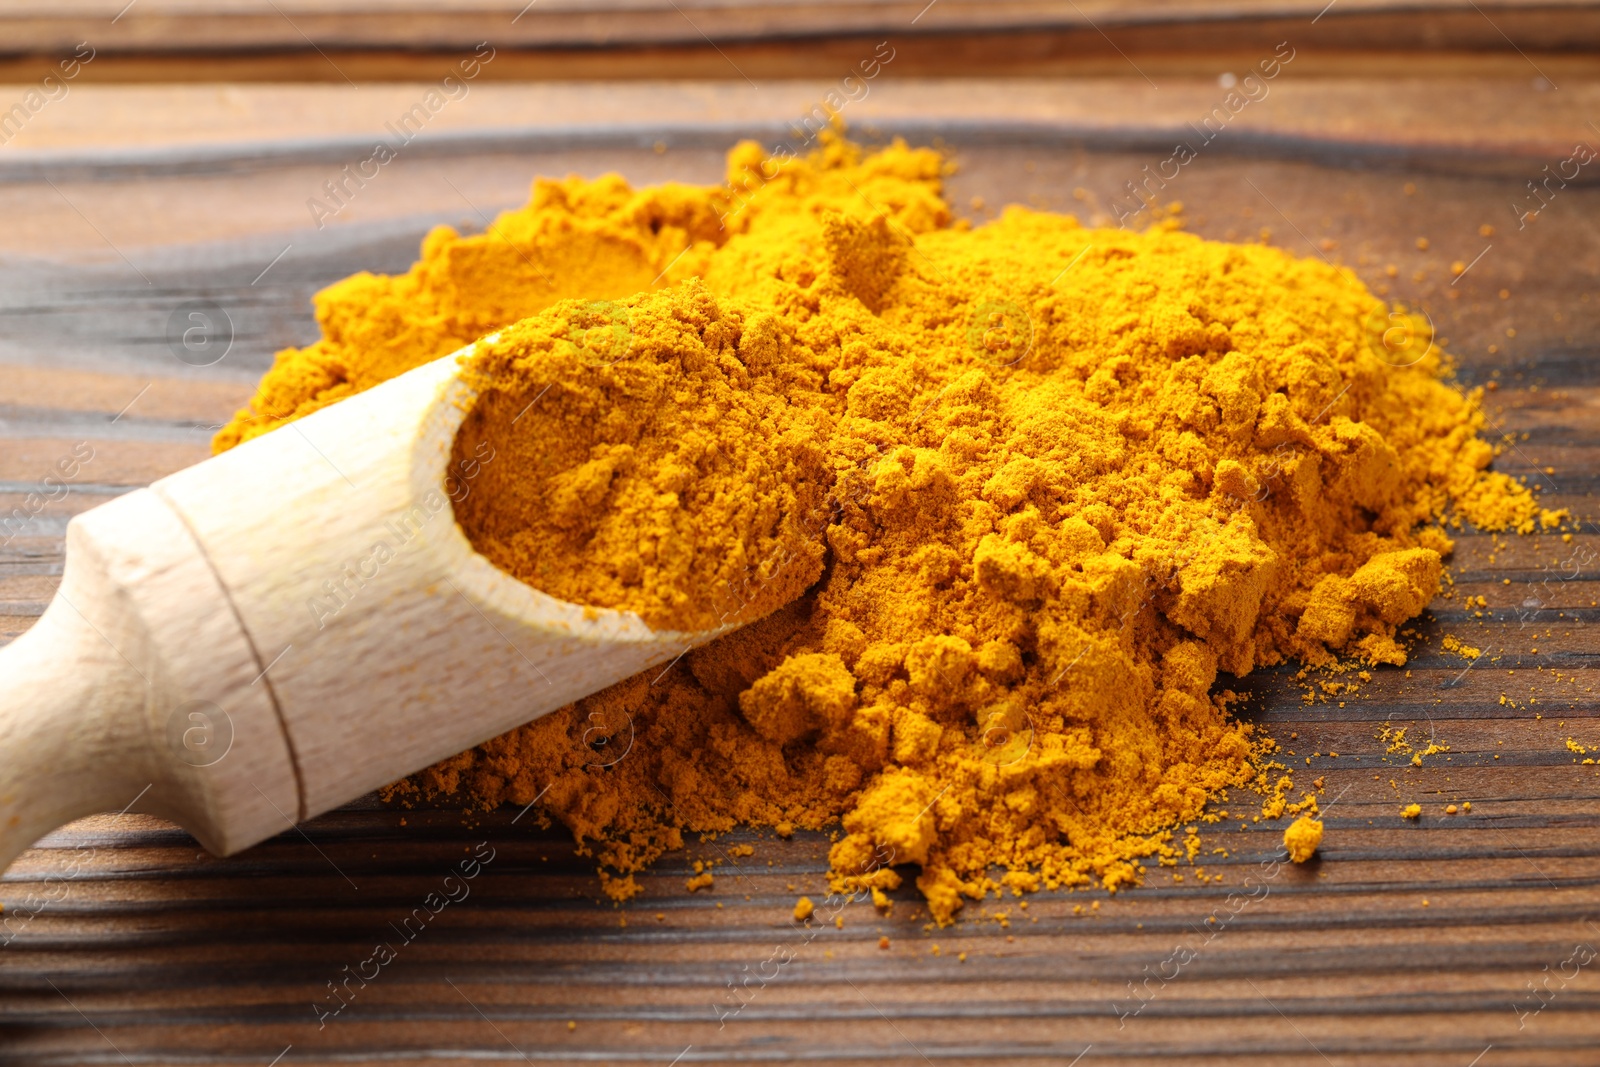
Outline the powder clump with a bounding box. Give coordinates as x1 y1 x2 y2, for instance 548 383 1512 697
222 134 1558 923
1283 815 1323 863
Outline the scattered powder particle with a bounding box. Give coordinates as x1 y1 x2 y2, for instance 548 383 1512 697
1445 804 1458 814
1401 804 1422 819
229 133 1560 924
793 896 815 921
1283 815 1323 863
686 871 714 892
878 935 891 949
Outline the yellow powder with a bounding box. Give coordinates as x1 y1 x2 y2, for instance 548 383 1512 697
793 896 815 922
450 284 832 632
221 133 1557 923
1283 815 1322 863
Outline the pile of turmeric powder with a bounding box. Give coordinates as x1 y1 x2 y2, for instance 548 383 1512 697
219 133 1556 921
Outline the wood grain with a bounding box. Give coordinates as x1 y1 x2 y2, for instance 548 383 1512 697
1 67 1599 1065
0 0 1591 54
8 79 1600 161
2 17 1599 85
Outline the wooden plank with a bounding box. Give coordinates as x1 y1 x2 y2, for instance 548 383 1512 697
1 75 1599 1066
1 367 252 423
0 0 1592 54
2 18 1599 84
6 79 1600 163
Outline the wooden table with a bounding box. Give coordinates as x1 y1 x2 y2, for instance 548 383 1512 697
2 4 1599 1063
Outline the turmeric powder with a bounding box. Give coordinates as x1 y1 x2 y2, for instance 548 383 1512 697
450 286 832 633
1283 815 1323 863
219 133 1557 923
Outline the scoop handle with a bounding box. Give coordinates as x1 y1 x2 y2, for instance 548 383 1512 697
0 587 153 871
0 489 301 873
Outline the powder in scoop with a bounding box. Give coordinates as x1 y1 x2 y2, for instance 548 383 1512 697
450 283 832 633
221 134 1559 921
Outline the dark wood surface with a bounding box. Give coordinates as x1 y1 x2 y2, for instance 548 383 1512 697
3 13 1600 1062
1 0 1597 82
1 0 1593 53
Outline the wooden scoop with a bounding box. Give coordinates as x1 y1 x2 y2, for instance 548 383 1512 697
0 347 718 872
